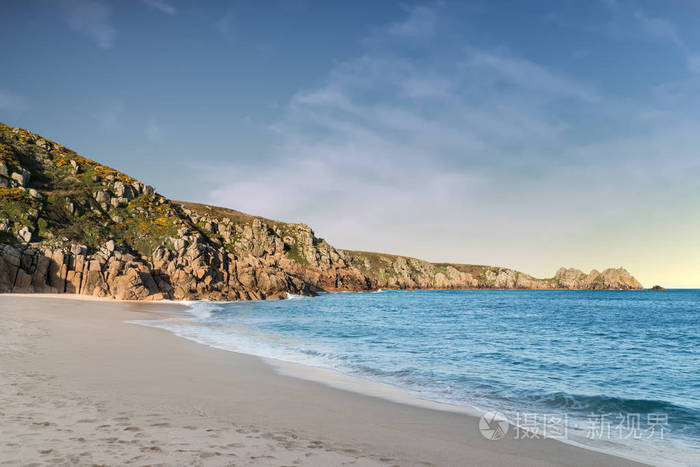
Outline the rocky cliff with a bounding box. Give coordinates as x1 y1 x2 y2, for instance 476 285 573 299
0 122 643 300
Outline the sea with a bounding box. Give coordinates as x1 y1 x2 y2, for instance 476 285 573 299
132 289 700 466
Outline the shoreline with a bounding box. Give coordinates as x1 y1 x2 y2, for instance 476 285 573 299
131 298 670 466
0 295 647 466
0 286 652 304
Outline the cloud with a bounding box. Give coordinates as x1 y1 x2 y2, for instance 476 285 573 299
205 4 700 277
552 5 699 75
0 89 29 112
207 6 603 239
634 11 699 74
142 0 175 15
634 12 683 47
463 50 599 103
387 5 438 38
64 0 115 49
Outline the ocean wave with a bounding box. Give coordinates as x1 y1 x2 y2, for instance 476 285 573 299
179 300 225 319
285 293 309 300
524 391 700 430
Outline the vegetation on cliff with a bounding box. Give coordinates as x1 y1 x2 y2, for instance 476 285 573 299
0 122 644 300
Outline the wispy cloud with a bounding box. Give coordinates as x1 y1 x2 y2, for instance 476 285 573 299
206 4 700 280
208 5 604 246
551 3 699 75
634 12 683 47
387 5 438 38
634 11 699 73
65 0 116 49
463 50 599 103
142 0 175 15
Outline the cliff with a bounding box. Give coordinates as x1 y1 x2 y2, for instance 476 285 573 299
0 122 643 300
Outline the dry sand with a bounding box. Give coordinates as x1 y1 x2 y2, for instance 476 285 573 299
0 295 646 466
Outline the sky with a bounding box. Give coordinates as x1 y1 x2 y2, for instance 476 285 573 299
2 0 700 287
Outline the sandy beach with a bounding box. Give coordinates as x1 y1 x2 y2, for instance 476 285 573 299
0 296 646 466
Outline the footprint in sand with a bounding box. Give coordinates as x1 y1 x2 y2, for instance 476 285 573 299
141 446 163 453
32 421 53 427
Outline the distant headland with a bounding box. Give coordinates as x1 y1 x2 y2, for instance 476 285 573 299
0 122 643 300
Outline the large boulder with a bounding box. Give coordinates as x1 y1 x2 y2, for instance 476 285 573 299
10 168 30 186
18 226 32 243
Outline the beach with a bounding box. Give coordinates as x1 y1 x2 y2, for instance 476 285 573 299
0 295 645 466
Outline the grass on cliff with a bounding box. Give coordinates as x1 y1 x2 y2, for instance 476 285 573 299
284 243 309 265
0 122 183 256
176 200 319 265
111 196 181 257
176 200 261 225
0 188 37 237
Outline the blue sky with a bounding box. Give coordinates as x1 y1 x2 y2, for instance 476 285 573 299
2 0 700 286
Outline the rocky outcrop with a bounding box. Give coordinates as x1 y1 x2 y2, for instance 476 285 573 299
0 121 644 300
343 255 642 291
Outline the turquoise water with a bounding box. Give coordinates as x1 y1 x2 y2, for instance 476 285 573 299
140 289 700 465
